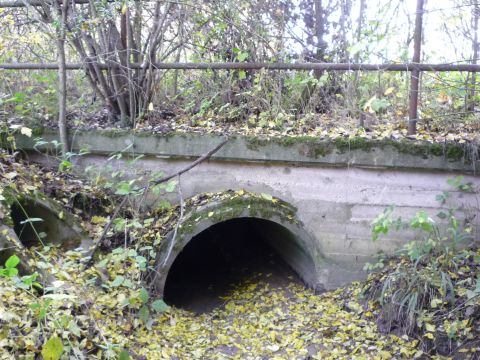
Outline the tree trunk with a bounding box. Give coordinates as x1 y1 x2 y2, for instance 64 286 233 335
56 0 69 155
313 0 327 78
126 7 135 125
355 0 366 127
468 0 479 112
408 0 424 135
338 0 351 63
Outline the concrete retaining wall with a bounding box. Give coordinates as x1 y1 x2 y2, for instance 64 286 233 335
15 129 480 289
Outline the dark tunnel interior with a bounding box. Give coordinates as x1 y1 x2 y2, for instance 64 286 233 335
10 201 50 247
163 217 305 313
10 199 83 250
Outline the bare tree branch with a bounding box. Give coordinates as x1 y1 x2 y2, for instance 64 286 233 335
83 137 229 269
149 137 229 186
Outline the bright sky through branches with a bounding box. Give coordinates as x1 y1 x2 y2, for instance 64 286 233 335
287 0 477 64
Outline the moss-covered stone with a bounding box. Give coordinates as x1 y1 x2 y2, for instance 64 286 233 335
246 134 474 163
385 139 467 162
444 143 466 162
94 129 130 138
12 127 478 169
245 137 271 151
333 137 374 154
31 127 45 137
178 193 298 238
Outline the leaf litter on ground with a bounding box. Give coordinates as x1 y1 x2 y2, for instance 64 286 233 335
0 150 478 359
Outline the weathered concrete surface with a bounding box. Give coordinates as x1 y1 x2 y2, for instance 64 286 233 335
15 128 480 172
16 129 480 290
9 196 91 249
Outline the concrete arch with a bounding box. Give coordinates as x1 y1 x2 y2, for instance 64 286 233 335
152 191 327 297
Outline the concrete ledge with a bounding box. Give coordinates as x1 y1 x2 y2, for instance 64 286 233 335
11 128 480 174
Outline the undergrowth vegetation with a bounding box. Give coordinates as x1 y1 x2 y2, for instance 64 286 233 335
0 150 418 359
3 68 480 144
363 176 480 356
0 147 479 359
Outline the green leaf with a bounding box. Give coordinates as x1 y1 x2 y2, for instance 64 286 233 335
139 288 149 303
21 272 38 286
156 199 171 210
165 180 177 193
151 299 169 313
139 305 150 323
437 211 447 220
97 258 109 268
447 176 464 188
115 182 132 195
68 321 81 337
5 255 20 269
7 267 18 277
58 160 72 172
261 193 273 201
466 289 478 300
123 278 133 288
371 98 390 112
411 211 434 232
110 275 125 287
119 350 131 360
41 336 63 360
436 191 450 204
112 247 125 255
238 70 246 80
236 51 248 62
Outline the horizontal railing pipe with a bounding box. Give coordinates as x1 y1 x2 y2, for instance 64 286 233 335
1 62 480 71
0 0 91 7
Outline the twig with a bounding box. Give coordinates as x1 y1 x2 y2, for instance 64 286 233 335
149 137 229 186
83 137 229 269
83 196 127 269
162 175 183 268
443 292 480 317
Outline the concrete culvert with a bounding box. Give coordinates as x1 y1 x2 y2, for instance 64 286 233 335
10 197 90 249
163 217 317 313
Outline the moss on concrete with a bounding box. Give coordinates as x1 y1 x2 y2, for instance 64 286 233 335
13 127 477 167
245 137 271 151
94 129 130 138
31 127 45 137
246 134 473 163
178 193 298 238
385 139 467 162
333 137 374 154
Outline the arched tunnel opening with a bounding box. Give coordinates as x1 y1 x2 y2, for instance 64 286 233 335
163 217 315 313
10 199 83 249
11 200 55 247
